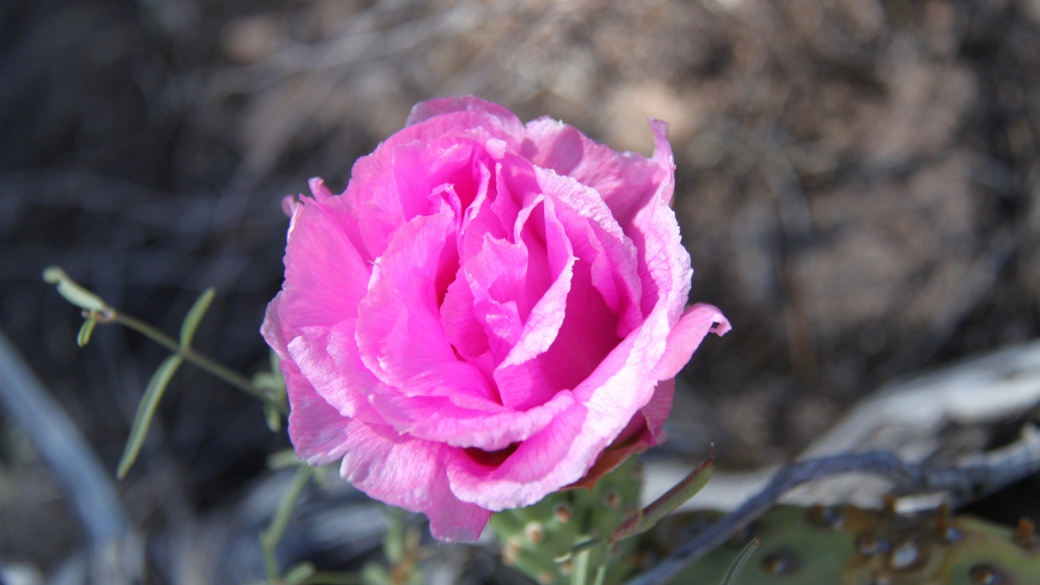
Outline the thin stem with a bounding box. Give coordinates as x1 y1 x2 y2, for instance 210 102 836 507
109 311 288 413
262 467 314 583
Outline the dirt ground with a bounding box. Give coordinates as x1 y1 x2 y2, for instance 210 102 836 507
3 0 1040 579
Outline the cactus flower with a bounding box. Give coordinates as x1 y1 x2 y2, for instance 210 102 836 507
261 97 729 541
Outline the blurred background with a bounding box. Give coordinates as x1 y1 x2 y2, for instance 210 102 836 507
3 0 1040 581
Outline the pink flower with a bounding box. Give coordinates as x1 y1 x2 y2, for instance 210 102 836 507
262 97 729 541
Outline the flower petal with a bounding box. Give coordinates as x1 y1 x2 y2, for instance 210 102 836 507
522 118 673 231
267 188 372 345
447 403 589 510
283 359 352 466
355 211 498 405
287 323 384 423
653 303 731 380
372 389 576 451
406 96 526 144
338 420 492 541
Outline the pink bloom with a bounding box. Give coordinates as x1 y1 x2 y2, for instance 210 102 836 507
262 97 729 541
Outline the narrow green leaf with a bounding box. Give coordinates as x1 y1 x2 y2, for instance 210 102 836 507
361 562 390 585
77 319 97 347
260 531 280 584
265 402 283 432
266 467 312 554
118 355 184 478
43 266 107 312
609 452 714 543
311 466 328 488
270 349 282 377
284 562 317 585
253 372 279 392
384 507 406 563
591 563 607 585
267 448 303 470
719 537 759 585
179 287 215 349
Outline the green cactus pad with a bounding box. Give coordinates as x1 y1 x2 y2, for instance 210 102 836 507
489 457 644 585
645 505 1040 585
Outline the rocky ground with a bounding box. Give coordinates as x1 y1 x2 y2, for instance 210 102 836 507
2 0 1040 581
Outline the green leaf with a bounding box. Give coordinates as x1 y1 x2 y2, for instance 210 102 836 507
179 287 215 349
384 507 406 563
266 467 312 555
267 448 304 470
284 562 317 585
43 266 107 312
719 537 759 585
265 402 283 432
361 562 390 585
118 354 184 478
270 349 282 377
77 318 97 347
609 452 714 543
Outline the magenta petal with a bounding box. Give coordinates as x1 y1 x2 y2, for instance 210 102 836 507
356 211 498 404
641 378 675 443
493 257 620 411
282 359 352 466
536 167 644 336
261 292 290 359
440 274 491 360
493 198 577 409
338 421 492 541
272 194 372 342
648 119 677 205
287 323 384 423
375 390 575 451
653 303 731 380
522 118 672 231
447 404 589 509
406 96 526 143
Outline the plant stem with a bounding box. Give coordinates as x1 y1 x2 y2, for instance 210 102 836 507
110 311 287 413
261 467 314 583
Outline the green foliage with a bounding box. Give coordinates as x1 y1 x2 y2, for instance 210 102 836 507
610 455 712 544
179 287 215 349
117 354 184 478
76 318 96 347
43 266 107 312
116 287 217 478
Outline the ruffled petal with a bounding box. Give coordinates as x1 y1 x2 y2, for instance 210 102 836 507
355 211 498 405
406 96 526 145
287 323 384 423
536 167 644 337
268 189 373 343
653 303 731 380
522 118 673 231
283 359 353 466
338 420 492 541
372 389 575 451
492 254 620 411
447 403 589 510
